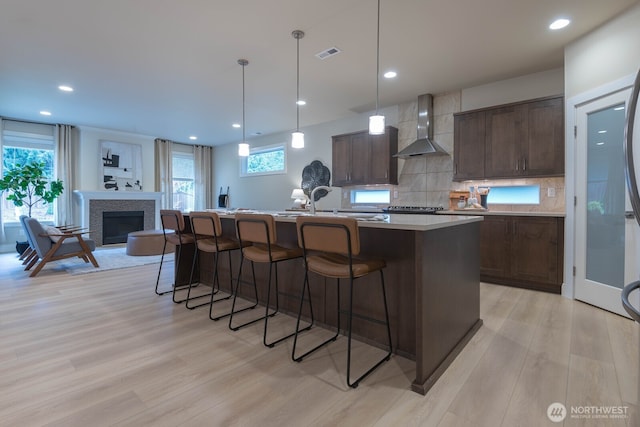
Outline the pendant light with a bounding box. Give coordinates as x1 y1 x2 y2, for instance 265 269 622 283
291 30 305 149
238 59 250 157
369 0 385 135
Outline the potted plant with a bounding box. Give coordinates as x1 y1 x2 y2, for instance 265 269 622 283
0 161 64 217
0 162 64 254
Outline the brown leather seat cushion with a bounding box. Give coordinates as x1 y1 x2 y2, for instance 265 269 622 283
306 253 385 279
242 243 302 263
197 236 243 253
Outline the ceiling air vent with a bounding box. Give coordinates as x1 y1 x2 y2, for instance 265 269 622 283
315 47 342 60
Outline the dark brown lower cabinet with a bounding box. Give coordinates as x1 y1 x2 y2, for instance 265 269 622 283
480 215 564 293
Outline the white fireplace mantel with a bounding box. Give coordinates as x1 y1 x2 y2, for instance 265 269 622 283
73 190 163 231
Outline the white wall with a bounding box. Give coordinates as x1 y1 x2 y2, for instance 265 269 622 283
76 126 155 192
565 4 640 99
461 67 564 111
563 3 640 298
213 106 398 211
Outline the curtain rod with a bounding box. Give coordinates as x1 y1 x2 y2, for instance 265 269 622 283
0 116 75 128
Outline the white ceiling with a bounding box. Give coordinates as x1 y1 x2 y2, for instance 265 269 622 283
0 0 637 146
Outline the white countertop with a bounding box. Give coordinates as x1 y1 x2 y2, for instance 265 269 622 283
206 209 483 232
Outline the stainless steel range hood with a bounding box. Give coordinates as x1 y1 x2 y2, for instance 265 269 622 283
394 93 449 158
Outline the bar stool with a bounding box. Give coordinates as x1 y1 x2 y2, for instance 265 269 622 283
186 211 244 319
231 213 311 347
293 216 392 388
155 209 195 303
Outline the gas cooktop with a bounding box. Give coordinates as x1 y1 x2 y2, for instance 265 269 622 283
382 206 445 214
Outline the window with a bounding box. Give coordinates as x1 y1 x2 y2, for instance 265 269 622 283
1 123 56 223
351 189 391 205
172 151 195 212
240 143 286 176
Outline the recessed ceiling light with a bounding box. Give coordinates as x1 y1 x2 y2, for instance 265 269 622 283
614 106 625 111
232 123 241 128
598 130 607 134
40 111 52 116
383 71 397 79
596 142 605 146
549 18 570 30
296 100 306 106
58 85 74 92
189 136 197 140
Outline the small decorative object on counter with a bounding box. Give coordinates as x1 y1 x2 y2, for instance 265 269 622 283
478 187 490 209
457 196 466 209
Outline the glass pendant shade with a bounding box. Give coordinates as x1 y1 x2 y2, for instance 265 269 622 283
369 115 385 135
291 131 305 148
238 142 250 157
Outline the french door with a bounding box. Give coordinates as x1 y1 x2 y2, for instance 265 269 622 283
575 86 638 317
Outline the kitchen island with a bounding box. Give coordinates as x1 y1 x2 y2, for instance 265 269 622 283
191 211 483 395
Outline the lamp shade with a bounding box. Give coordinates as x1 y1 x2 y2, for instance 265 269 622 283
291 131 305 149
238 142 250 157
291 188 305 199
369 115 385 135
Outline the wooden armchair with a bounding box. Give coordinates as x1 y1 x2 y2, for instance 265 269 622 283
23 217 99 277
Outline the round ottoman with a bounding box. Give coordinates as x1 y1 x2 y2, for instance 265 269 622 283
126 230 175 256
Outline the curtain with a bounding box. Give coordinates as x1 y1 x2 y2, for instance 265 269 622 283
155 138 173 209
0 117 4 241
55 124 76 225
194 144 213 210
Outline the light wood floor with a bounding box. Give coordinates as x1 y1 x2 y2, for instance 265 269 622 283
0 251 638 427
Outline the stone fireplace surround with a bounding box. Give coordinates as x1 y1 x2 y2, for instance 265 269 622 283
73 191 162 246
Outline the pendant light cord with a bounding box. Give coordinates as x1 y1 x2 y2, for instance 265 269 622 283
375 0 380 115
296 34 300 132
238 59 248 142
292 30 305 132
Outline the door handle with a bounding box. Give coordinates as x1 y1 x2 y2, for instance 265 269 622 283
625 211 636 219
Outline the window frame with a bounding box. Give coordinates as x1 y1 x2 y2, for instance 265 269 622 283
240 143 287 177
171 150 195 212
1 127 56 224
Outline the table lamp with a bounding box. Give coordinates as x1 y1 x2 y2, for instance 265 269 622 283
291 188 306 209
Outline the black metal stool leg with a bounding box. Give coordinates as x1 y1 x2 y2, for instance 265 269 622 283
185 247 222 309
154 240 170 295
207 250 235 321
264 262 312 348
292 274 338 362
228 258 261 330
346 271 393 388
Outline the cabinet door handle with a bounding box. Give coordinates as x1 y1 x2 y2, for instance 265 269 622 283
515 160 519 171
523 158 526 171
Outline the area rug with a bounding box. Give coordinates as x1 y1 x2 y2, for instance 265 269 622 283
60 246 164 275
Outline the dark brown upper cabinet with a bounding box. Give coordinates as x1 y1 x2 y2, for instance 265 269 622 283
454 96 564 181
454 111 486 180
332 126 398 186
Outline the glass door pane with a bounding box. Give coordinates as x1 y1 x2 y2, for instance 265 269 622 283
585 103 627 289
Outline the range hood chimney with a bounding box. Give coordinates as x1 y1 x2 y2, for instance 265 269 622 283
394 93 449 158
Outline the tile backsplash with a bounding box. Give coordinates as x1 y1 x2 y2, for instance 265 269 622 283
341 90 565 213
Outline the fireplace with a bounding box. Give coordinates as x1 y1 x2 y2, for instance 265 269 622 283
73 191 162 246
103 210 144 245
